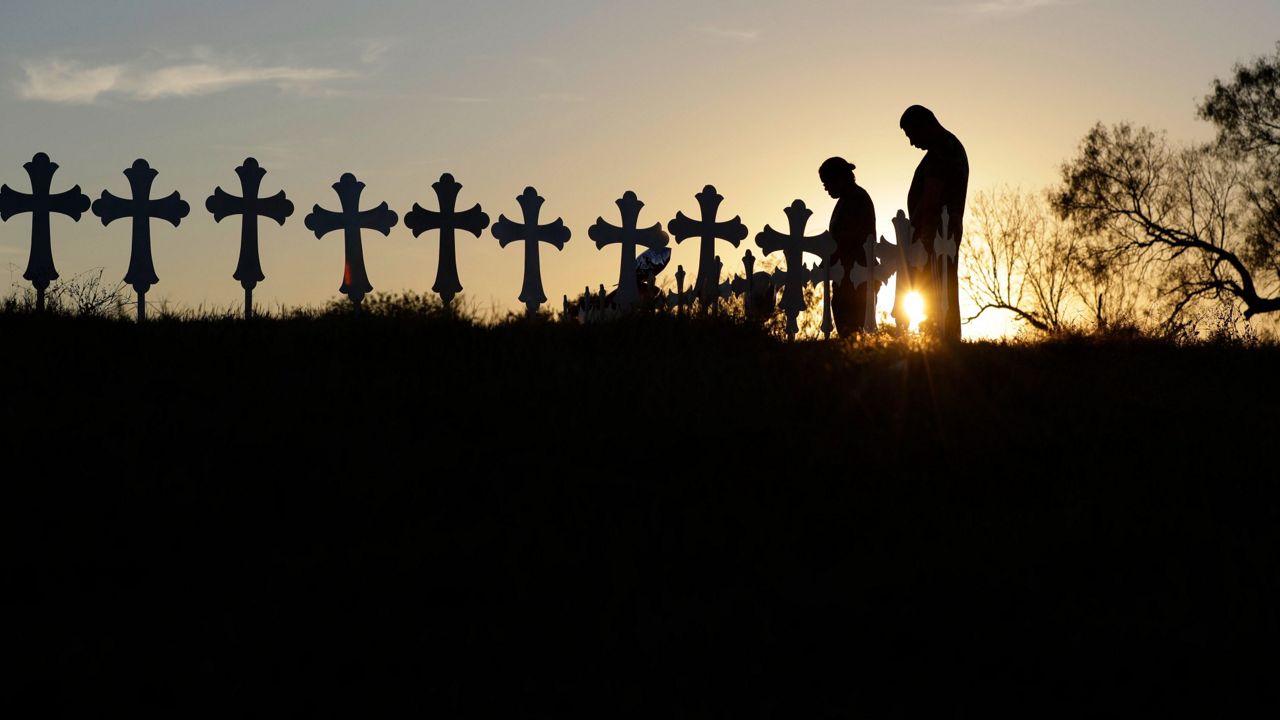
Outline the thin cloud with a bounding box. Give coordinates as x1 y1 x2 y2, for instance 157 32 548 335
16 60 123 103
130 64 349 99
701 27 760 42
360 38 395 66
17 55 351 104
960 0 1071 16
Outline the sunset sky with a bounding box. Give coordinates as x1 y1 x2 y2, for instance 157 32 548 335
2 0 1278 335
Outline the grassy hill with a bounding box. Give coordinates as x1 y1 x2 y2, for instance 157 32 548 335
3 302 1278 714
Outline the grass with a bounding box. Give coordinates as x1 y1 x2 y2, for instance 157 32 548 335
3 294 1279 714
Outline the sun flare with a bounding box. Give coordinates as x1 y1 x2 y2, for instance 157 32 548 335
904 291 926 331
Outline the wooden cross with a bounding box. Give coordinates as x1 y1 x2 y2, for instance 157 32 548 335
491 186 571 317
91 159 190 321
756 200 834 339
589 191 667 309
0 153 90 311
934 206 959 333
667 185 748 305
205 158 294 319
303 173 398 310
404 173 490 307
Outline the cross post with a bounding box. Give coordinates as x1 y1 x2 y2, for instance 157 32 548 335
303 173 398 310
589 191 667 309
404 173 490 306
890 209 928 333
92 159 190 321
491 187 571 317
755 200 834 339
934 206 959 336
674 264 686 315
667 185 748 306
0 153 91 311
206 158 294 319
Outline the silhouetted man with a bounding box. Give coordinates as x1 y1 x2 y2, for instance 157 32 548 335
819 157 877 336
896 105 968 340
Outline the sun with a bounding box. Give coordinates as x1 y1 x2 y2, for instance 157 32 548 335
903 291 926 331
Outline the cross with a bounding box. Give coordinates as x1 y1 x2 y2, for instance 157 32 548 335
809 260 844 339
491 186 571 317
0 152 90 311
303 173 399 310
892 209 929 271
848 234 901 332
403 173 490 307
589 191 667 309
91 159 190 321
205 157 294 319
755 200 834 339
720 250 775 318
667 185 748 305
934 206 959 333
890 209 928 333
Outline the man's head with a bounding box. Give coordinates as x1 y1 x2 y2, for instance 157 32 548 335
819 157 857 198
900 105 944 151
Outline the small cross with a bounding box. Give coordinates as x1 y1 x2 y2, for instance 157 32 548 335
404 173 490 306
304 173 398 309
206 158 294 319
91 159 190 321
0 153 90 310
491 187 571 317
588 191 668 309
673 264 687 315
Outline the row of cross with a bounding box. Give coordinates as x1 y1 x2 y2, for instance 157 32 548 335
0 152 957 336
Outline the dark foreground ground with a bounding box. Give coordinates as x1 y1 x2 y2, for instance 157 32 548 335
2 310 1279 715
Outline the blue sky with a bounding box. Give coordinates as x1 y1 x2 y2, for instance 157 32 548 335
2 0 1278 331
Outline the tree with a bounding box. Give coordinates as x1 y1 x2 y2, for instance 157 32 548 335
1200 42 1280 311
1054 44 1280 324
962 187 1156 334
1200 43 1280 160
963 188 1079 332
